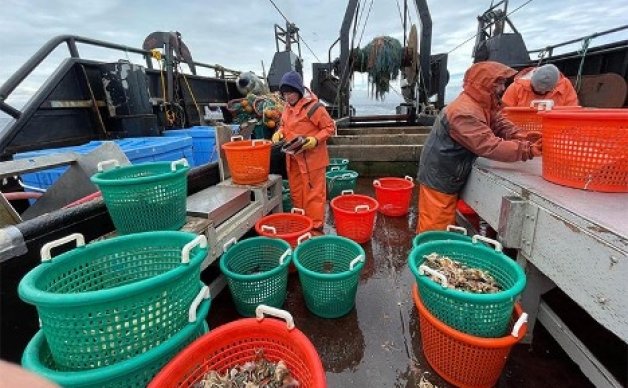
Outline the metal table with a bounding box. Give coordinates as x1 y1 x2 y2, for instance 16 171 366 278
461 158 627 388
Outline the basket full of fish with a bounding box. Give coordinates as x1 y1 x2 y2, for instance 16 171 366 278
149 305 326 388
408 235 526 337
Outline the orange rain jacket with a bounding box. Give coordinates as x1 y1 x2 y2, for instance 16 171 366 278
502 67 579 107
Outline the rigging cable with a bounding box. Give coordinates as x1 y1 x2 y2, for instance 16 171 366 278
267 0 322 62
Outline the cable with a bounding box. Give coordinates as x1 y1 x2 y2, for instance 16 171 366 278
267 0 322 62
357 0 374 47
447 0 534 54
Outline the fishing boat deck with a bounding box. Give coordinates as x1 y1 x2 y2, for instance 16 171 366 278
206 177 596 387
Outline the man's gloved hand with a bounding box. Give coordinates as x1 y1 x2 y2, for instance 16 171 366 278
271 131 284 144
531 139 543 157
301 136 318 151
513 131 542 143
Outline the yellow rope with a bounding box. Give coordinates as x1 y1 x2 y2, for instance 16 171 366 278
179 64 202 123
152 49 174 125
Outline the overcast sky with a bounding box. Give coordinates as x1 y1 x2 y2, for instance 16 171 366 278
1 0 627 116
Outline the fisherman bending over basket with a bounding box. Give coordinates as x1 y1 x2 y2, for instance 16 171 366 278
502 63 579 107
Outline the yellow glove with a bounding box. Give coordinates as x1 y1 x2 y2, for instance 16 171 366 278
271 131 284 143
301 136 318 151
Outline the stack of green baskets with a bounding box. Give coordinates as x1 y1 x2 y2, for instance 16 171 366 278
408 236 526 337
282 179 293 211
220 237 292 316
294 234 365 318
90 158 189 234
327 158 349 172
326 169 359 199
18 231 209 371
412 225 471 247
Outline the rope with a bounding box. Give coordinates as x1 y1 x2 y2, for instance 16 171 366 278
152 49 174 126
266 0 322 62
179 64 203 124
575 37 592 92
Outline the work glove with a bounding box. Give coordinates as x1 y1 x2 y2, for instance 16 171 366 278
271 131 284 144
301 136 318 151
512 131 542 143
530 139 543 158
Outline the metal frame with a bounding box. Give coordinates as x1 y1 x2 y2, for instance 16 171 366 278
461 158 627 388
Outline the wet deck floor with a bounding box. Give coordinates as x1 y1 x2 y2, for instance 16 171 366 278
208 178 594 388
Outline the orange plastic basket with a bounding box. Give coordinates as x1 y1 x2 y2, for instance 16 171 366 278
330 191 379 243
148 306 326 388
221 137 271 185
373 176 415 216
502 104 582 133
413 285 527 388
255 208 314 248
541 109 628 192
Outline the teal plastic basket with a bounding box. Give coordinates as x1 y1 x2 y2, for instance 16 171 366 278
220 237 292 317
21 297 210 388
326 170 359 199
412 225 472 247
90 159 189 234
408 236 526 337
327 158 349 172
282 180 293 211
293 235 365 318
18 231 208 370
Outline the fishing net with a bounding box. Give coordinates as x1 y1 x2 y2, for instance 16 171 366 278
356 36 403 100
227 93 284 139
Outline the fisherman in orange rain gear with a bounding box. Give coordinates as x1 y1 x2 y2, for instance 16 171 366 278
271 71 335 231
502 63 579 107
416 61 542 234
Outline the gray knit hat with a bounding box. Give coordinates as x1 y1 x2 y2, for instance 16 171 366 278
531 64 560 94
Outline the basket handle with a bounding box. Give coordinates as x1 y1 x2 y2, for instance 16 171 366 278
41 233 85 262
373 179 381 187
260 225 277 235
511 312 529 338
355 204 370 212
188 285 210 323
97 159 119 172
252 139 268 146
291 208 305 215
418 265 449 288
446 225 468 235
341 189 354 195
330 166 341 171
404 175 414 182
530 99 555 111
170 158 189 171
341 173 353 179
255 305 295 330
222 237 237 252
181 235 208 264
297 232 311 245
342 159 349 164
471 235 503 252
279 248 292 265
230 135 244 142
349 254 365 271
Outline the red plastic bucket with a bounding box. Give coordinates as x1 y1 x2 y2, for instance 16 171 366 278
255 208 313 248
373 176 415 216
330 190 379 243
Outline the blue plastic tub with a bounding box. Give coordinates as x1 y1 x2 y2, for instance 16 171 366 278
164 126 217 166
14 137 193 191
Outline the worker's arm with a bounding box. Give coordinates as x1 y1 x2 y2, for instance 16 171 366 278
309 107 336 144
449 113 534 162
492 111 522 140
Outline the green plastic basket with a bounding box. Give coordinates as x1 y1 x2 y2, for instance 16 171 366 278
220 237 292 317
293 234 365 318
326 170 359 199
22 297 210 388
90 159 189 234
18 231 208 370
408 236 526 337
327 158 349 172
282 180 293 211
412 225 472 247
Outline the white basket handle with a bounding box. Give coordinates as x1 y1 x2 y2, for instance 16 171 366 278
330 166 340 171
342 159 349 164
230 135 244 142
373 179 381 187
418 265 449 288
404 175 414 182
349 254 365 271
355 204 370 212
188 286 210 322
279 248 291 265
222 237 237 252
291 208 305 215
260 225 277 235
446 225 468 235
341 173 353 179
472 235 503 252
97 159 119 172
255 305 295 330
511 312 528 338
297 232 311 245
341 189 354 195
170 158 189 171
181 235 208 264
530 99 555 111
252 139 268 146
41 233 85 262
